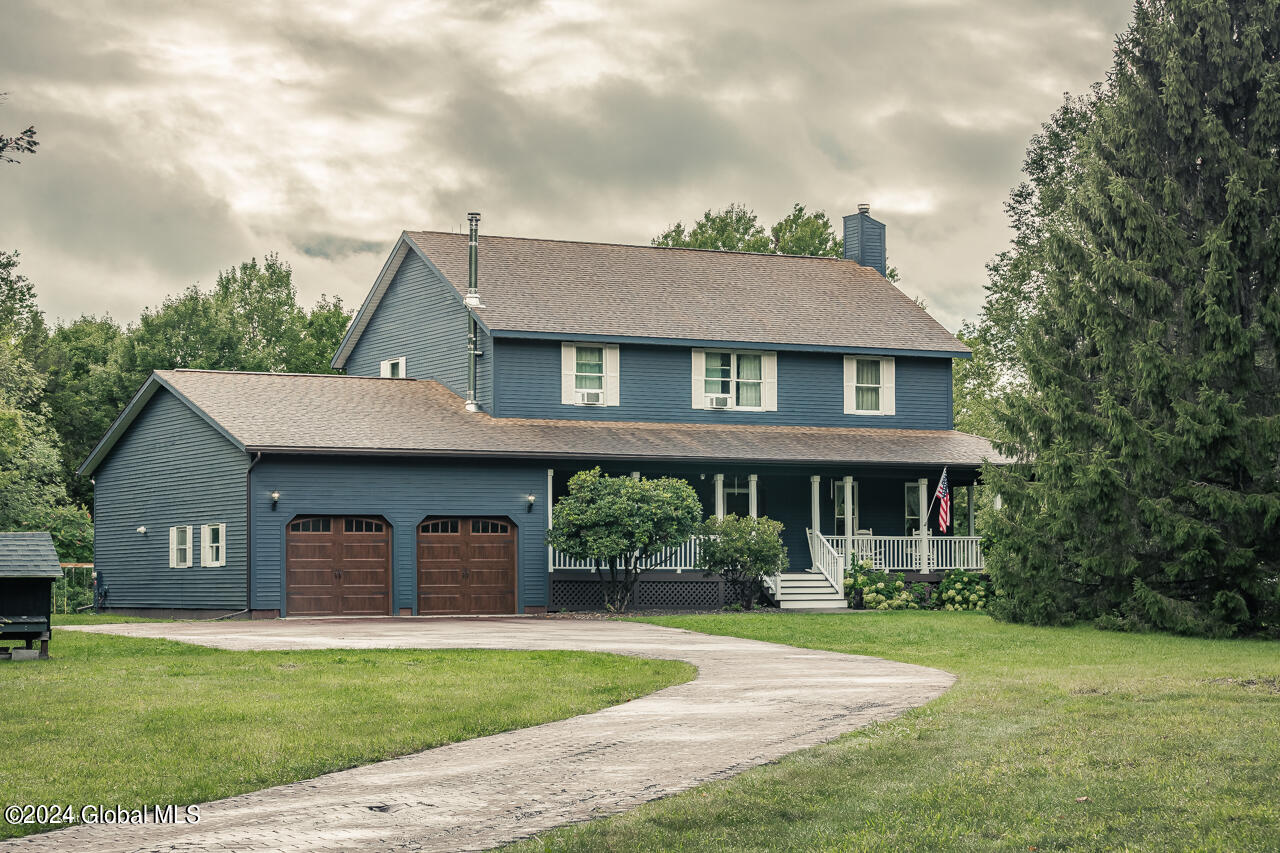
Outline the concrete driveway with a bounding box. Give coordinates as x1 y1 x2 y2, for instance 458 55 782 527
8 617 954 852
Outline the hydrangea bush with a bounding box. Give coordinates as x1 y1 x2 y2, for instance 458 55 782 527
845 560 918 610
936 568 992 611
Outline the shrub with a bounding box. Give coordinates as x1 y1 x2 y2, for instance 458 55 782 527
847 560 917 611
936 569 992 611
697 514 788 610
546 468 702 612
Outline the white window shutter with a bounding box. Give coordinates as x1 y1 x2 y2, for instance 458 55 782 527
169 526 178 568
560 343 576 405
881 357 896 415
604 344 620 406
200 524 210 566
691 349 705 409
762 352 778 411
843 356 857 414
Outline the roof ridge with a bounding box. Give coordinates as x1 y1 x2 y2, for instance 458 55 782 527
166 368 396 380
407 230 862 265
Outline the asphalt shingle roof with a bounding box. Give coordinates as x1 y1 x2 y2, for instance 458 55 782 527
158 370 1005 468
0 532 63 578
405 232 970 354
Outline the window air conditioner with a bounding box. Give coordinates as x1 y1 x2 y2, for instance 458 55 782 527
707 395 732 409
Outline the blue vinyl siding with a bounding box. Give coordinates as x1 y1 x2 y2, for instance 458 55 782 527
92 390 248 609
249 457 549 613
493 338 953 429
477 325 494 411
345 252 470 395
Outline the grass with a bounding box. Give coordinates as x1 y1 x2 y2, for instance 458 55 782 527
511 612 1280 852
0 630 693 840
51 613 167 625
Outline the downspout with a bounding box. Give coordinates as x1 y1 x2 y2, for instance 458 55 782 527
242 451 262 617
464 211 482 413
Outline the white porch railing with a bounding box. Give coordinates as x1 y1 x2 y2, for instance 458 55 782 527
831 534 985 572
549 535 705 573
806 528 845 592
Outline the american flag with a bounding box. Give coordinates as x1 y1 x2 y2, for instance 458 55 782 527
934 467 950 533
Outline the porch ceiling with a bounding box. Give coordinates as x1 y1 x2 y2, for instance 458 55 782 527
151 370 1009 469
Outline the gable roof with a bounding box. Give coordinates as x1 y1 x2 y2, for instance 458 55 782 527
81 370 1005 472
0 532 63 578
333 231 969 368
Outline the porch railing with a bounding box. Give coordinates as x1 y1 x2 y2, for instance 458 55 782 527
549 535 705 573
831 534 985 572
806 528 845 592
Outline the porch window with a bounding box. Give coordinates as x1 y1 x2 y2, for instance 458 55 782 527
904 483 922 534
833 480 860 536
723 476 751 517
702 351 765 409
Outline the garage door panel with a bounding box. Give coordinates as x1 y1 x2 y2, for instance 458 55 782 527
417 517 516 615
286 516 390 617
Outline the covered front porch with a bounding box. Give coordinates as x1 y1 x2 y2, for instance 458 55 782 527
545 463 986 610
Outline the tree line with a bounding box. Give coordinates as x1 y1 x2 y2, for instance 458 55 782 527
0 249 351 559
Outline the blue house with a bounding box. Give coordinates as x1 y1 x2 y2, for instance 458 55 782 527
80 208 1002 617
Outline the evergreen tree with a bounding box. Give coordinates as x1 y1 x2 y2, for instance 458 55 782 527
986 0 1280 637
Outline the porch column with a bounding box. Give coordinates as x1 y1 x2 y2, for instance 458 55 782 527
917 477 929 572
810 475 821 534
842 475 854 571
748 474 758 518
967 483 975 534
546 468 554 573
714 473 725 519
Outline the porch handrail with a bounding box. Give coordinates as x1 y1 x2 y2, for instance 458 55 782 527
806 528 844 593
549 535 705 573
833 534 984 573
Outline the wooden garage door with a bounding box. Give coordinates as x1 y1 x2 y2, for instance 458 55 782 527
286 516 391 616
417 518 517 615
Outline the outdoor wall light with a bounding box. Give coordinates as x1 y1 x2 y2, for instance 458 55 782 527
271 491 280 510
527 493 536 512
136 526 147 535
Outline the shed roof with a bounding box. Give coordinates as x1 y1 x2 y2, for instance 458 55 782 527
86 370 1006 471
0 532 64 579
333 231 969 367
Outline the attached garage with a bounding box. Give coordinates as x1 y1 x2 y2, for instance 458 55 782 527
285 516 392 616
418 517 518 615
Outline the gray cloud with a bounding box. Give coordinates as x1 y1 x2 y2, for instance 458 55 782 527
0 0 1136 329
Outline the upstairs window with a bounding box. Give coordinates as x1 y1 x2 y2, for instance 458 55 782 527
169 525 193 569
561 343 619 406
844 356 895 415
692 349 777 411
200 523 226 567
380 356 407 378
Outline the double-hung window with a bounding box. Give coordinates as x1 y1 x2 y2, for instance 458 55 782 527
693 349 776 411
169 525 193 569
561 343 619 406
380 356 406 378
905 483 922 534
201 523 226 567
843 356 895 415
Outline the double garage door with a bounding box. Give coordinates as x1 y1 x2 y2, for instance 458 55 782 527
285 516 517 617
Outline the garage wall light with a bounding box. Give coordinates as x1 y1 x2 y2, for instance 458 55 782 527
270 491 280 510
136 526 147 535
527 493 536 512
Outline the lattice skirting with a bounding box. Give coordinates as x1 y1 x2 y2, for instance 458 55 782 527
550 571 727 611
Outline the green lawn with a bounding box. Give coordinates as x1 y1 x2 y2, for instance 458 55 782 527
0 630 693 840
51 613 167 625
512 612 1280 852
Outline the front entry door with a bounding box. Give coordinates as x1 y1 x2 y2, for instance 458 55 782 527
417 517 517 615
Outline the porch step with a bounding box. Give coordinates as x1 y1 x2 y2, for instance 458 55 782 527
772 572 848 609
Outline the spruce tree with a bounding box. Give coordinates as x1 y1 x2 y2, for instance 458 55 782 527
986 0 1280 636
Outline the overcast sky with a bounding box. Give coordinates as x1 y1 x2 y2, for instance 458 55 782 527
1 0 1134 332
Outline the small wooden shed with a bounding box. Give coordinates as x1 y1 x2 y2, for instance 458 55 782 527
0 532 63 660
